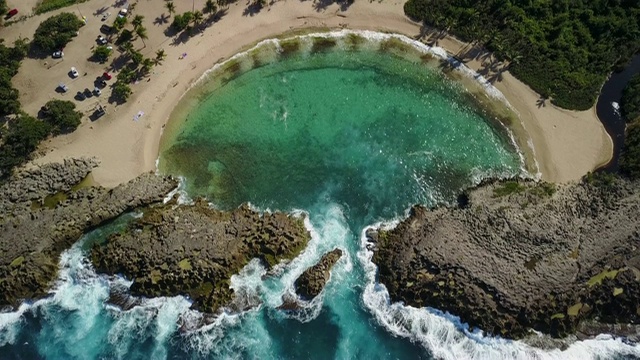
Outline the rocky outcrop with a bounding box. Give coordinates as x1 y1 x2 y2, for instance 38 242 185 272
369 178 640 339
90 199 311 314
0 159 178 309
295 249 343 300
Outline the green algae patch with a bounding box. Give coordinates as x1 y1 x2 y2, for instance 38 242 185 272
551 313 565 320
493 181 525 197
613 287 624 296
567 302 583 316
279 39 301 57
587 269 620 287
9 256 25 267
150 270 162 284
178 259 193 271
311 37 337 53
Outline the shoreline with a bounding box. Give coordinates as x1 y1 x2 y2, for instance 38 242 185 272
3 0 612 186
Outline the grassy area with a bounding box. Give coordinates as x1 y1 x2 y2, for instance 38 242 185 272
492 181 525 197
34 0 89 15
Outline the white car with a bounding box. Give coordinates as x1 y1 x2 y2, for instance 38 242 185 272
93 87 102 96
70 67 79 78
118 8 127 18
97 35 108 45
52 50 64 58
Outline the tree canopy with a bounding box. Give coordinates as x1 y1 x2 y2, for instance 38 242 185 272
0 115 51 178
404 0 640 110
40 100 82 134
171 12 193 31
621 74 640 124
0 39 28 117
33 12 84 52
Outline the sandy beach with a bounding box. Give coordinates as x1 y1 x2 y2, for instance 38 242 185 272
2 0 612 187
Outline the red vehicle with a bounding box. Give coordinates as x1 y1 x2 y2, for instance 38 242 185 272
102 72 112 80
5 9 18 19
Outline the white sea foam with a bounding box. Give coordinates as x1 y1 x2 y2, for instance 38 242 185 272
358 223 640 360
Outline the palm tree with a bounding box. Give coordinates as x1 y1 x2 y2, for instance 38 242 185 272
121 41 134 56
132 15 144 29
192 10 204 30
154 48 166 65
165 1 175 16
204 0 216 14
135 26 148 47
117 67 135 83
140 57 154 76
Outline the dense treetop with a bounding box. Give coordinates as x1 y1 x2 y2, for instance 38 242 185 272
404 0 640 110
0 39 28 117
33 12 84 53
40 100 82 135
620 74 640 180
621 74 640 124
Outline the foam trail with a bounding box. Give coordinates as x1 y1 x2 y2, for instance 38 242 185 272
358 223 640 360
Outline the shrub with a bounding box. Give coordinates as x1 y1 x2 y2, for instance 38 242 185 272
34 0 90 15
0 0 8 16
0 40 28 117
92 45 112 61
40 99 82 134
33 12 84 53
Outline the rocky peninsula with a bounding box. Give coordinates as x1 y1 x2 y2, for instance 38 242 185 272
369 178 640 339
91 199 311 313
0 159 178 309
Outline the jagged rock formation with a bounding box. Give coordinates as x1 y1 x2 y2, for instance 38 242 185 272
369 178 640 339
0 159 178 309
90 199 311 313
295 249 343 300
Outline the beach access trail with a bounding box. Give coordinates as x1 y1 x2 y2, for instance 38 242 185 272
2 0 612 186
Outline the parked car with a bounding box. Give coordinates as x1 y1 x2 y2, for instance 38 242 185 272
75 91 86 100
101 13 109 21
97 35 108 45
103 72 112 80
100 24 112 34
57 83 68 92
70 67 79 78
5 8 18 19
52 50 64 58
97 79 108 88
93 87 102 96
118 9 127 18
84 88 93 98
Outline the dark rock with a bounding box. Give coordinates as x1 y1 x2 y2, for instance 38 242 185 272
90 199 311 314
294 249 343 301
0 159 178 309
370 178 640 340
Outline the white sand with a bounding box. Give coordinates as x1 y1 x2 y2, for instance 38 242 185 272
1 0 612 186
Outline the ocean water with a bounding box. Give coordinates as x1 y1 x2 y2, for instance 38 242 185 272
1 31 639 360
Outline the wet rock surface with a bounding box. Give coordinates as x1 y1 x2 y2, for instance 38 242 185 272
0 159 178 309
90 199 311 314
369 178 640 339
294 249 343 301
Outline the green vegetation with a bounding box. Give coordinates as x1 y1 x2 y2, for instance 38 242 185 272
0 115 51 178
567 302 583 317
493 181 525 197
40 100 82 134
171 12 193 31
33 12 84 53
619 74 640 180
587 268 619 287
404 0 640 110
0 0 8 16
621 74 640 123
92 45 112 61
620 122 640 180
34 0 89 15
112 81 132 102
0 39 28 117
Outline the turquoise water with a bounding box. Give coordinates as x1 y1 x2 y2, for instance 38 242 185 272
1 32 638 360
